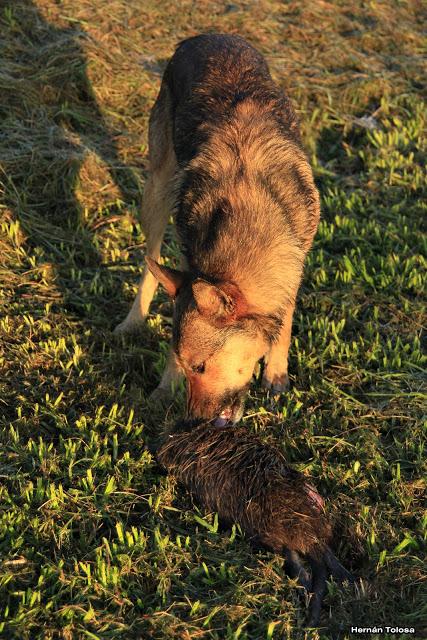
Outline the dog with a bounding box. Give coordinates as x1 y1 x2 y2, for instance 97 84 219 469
115 34 320 423
157 420 354 627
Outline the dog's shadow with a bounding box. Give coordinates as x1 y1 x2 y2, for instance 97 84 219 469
1 1 141 308
1 1 176 430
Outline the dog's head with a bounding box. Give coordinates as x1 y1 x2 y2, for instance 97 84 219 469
147 257 279 423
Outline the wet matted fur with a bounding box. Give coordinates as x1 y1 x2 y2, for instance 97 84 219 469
157 421 354 627
115 34 321 422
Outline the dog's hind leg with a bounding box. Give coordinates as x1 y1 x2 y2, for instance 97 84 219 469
261 300 295 392
115 84 177 334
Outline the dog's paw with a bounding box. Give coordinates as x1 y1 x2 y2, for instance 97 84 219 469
113 318 143 336
261 372 289 394
113 321 129 336
148 386 174 409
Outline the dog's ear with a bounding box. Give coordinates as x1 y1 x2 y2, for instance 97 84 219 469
192 280 235 319
146 257 184 298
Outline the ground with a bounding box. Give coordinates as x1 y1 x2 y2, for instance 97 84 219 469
0 1 426 639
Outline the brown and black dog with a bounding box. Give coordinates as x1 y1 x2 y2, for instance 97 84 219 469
115 34 320 423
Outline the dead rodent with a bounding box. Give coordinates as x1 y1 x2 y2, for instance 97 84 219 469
157 421 354 627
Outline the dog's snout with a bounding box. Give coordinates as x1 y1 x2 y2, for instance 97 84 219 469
186 381 246 422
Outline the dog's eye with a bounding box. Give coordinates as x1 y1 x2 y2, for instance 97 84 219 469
191 362 205 374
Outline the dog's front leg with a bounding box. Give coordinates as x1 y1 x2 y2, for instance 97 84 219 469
114 84 177 335
261 301 295 392
149 348 183 406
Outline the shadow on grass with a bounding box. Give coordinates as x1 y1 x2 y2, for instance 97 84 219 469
0 1 178 435
0 0 139 286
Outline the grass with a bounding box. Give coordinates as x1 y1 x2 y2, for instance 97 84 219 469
0 0 426 638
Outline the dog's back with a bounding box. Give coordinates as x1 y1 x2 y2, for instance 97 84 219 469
163 34 300 165
158 34 320 318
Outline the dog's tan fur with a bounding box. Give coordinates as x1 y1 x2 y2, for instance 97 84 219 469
116 34 320 420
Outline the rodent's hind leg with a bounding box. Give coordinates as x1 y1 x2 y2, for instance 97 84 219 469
283 548 311 591
305 554 328 629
